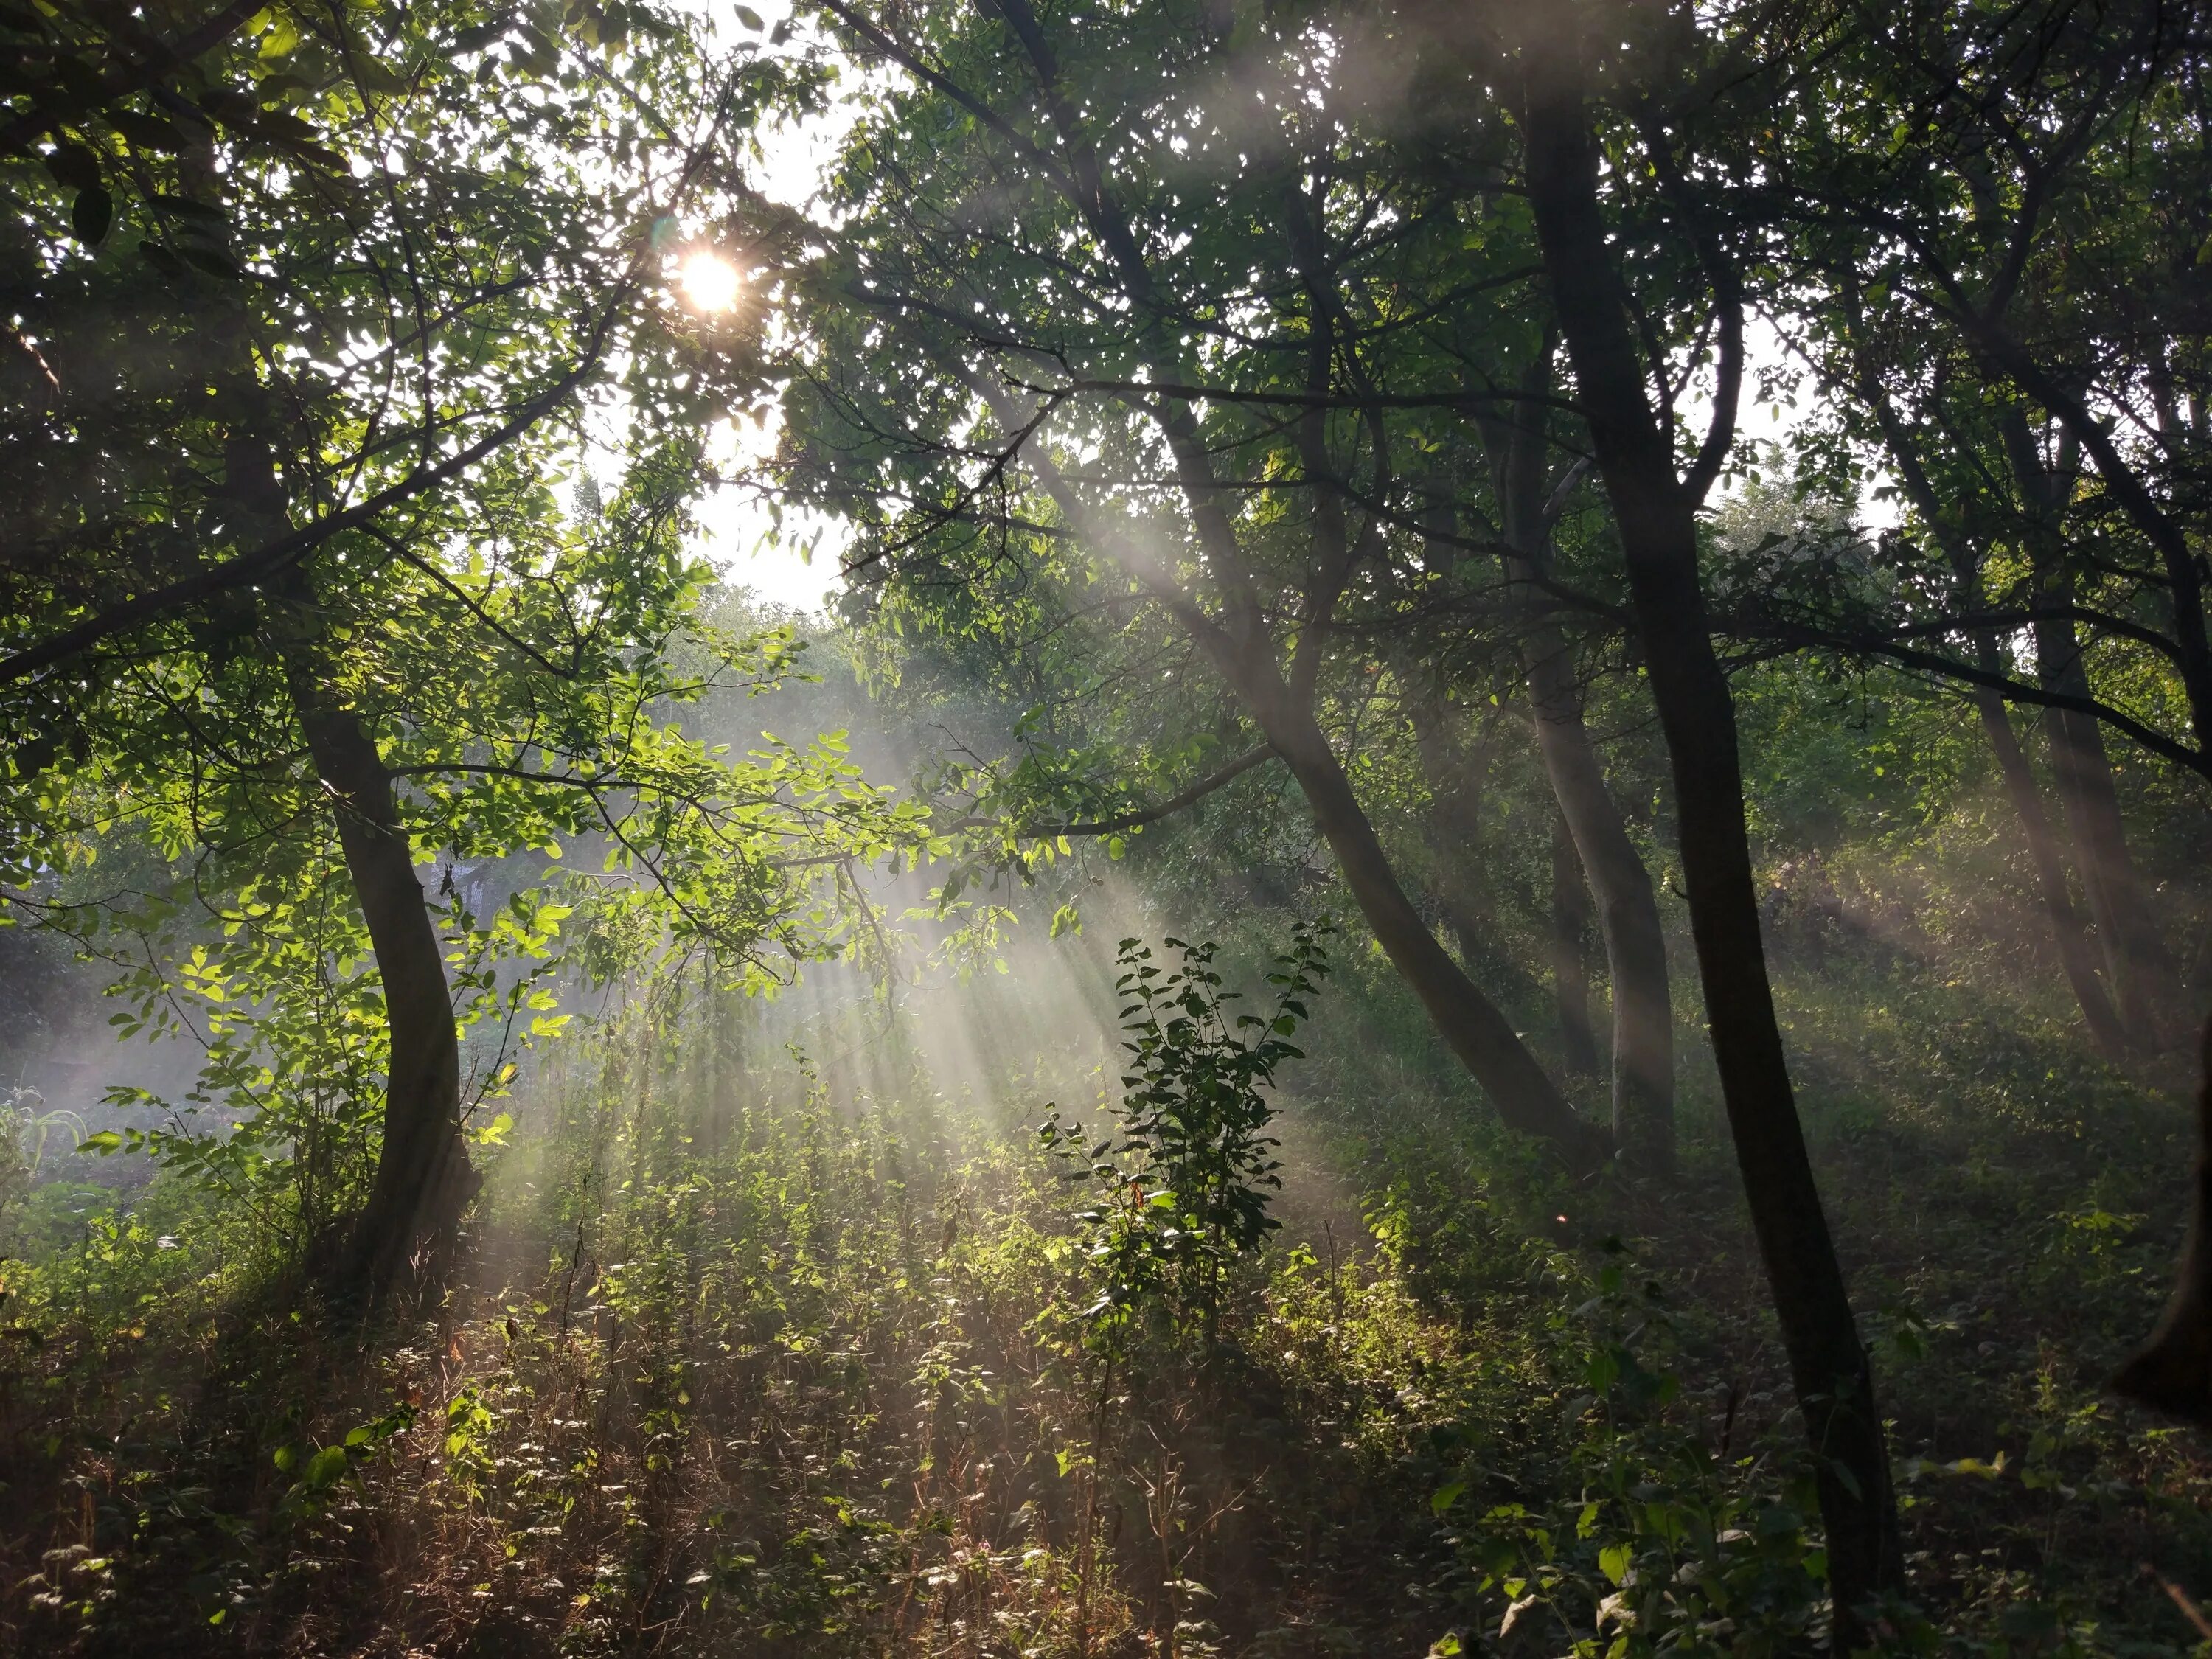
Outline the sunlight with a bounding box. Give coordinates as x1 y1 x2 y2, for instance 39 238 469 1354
677 248 742 314
16 1 2206 1642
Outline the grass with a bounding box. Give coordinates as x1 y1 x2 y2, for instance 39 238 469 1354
2 894 2211 1657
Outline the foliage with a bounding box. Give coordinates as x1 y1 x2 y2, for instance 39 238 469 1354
1042 923 1331 1343
0 0 943 1262
7 0 2212 1653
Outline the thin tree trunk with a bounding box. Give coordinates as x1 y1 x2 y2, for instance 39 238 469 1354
1518 45 1902 1624
1853 387 2126 1054
1960 318 2212 754
2002 411 2177 1051
1259 686 1613 1169
961 366 1610 1168
1405 686 1545 1006
1480 369 1676 1171
1523 613 1676 1171
226 424 476 1298
1972 683 2129 1057
285 663 479 1294
1549 810 1601 1077
2042 682 2171 1047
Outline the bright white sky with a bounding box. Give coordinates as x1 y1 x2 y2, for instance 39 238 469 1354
685 9 855 615
678 20 1872 617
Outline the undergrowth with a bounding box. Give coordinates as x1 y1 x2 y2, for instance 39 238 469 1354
2 919 2211 1657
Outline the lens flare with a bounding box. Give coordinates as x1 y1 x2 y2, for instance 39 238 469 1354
678 250 742 314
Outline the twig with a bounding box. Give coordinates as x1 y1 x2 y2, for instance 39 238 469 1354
2154 1571 2212 1641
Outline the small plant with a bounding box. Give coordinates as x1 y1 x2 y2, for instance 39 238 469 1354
1041 921 1332 1342
272 1401 420 1521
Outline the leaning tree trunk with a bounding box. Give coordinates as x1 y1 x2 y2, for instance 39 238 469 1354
1248 672 1613 1169
282 665 478 1296
227 425 476 1300
1518 46 1902 1625
965 367 1610 1169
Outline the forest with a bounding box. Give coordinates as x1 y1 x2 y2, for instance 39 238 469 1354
7 0 2212 1652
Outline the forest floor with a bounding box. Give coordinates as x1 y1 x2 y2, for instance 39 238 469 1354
3 921 2211 1658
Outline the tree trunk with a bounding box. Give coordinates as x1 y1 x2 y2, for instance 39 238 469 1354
1479 364 1677 1172
964 366 1610 1168
1548 810 1601 1077
1971 684 2129 1057
2115 1018 2212 1425
226 425 476 1300
2002 412 2177 1051
1258 683 1613 1169
285 664 479 1295
2042 689 2171 1048
1857 395 2126 1056
1405 686 1546 1006
1523 620 1677 1172
1518 44 1902 1624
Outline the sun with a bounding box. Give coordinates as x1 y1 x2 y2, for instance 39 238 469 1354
678 249 742 314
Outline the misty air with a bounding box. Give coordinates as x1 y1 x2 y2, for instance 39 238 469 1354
3 0 2211 1654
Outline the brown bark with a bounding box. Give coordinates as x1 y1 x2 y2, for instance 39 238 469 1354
1517 33 1902 1621
285 661 479 1296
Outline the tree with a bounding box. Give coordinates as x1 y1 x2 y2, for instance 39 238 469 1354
780 0 1628 1165
0 0 922 1295
1758 0 2212 1052
1479 0 1907 1618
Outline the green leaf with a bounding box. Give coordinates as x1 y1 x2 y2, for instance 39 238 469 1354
302 1444 349 1489
43 143 104 193
71 187 114 246
1598 1543 1632 1586
259 13 302 58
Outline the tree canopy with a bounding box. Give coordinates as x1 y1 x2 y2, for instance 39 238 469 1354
6 0 2212 1650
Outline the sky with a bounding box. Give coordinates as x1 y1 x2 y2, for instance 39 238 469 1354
675 18 1878 617
685 12 855 616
